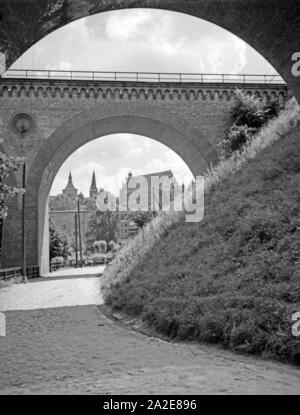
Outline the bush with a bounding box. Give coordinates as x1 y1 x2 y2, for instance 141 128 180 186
218 125 257 158
231 89 279 129
218 90 284 159
51 256 65 265
108 240 120 253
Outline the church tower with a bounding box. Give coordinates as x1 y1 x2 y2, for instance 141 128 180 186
89 171 98 199
62 171 78 199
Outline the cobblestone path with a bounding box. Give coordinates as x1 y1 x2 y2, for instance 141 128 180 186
0 280 299 394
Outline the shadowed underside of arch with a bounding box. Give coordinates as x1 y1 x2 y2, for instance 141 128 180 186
0 0 300 99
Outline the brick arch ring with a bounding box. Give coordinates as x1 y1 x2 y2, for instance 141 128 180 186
25 102 218 274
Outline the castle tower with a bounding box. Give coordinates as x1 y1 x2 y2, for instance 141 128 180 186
89 171 98 199
62 171 78 199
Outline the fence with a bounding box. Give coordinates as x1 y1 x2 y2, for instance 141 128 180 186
50 257 109 272
1 69 286 85
0 265 39 281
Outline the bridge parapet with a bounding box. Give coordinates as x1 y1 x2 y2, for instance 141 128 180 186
0 78 288 103
2 69 286 84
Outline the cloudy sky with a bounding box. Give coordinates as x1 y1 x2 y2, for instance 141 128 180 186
12 9 278 196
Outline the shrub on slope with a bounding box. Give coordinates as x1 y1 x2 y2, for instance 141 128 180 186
104 103 300 364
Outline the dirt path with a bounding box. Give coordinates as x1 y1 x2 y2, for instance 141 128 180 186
0 278 299 395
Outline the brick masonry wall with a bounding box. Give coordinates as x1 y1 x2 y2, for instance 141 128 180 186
0 79 288 269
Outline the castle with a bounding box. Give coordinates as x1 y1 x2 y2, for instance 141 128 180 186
49 171 99 212
49 169 177 257
49 172 101 254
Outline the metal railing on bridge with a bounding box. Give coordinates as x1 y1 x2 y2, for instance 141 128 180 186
1 69 286 85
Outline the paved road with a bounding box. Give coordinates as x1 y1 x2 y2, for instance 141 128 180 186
0 278 299 395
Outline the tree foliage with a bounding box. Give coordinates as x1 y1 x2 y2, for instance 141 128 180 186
49 220 70 260
0 143 24 219
218 90 282 158
86 210 118 252
108 240 120 253
93 240 107 254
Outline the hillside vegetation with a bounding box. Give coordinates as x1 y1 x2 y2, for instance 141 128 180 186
103 101 300 364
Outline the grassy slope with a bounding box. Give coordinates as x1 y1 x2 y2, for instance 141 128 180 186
106 125 300 364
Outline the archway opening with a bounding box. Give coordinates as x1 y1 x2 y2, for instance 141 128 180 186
37 108 199 276
48 133 193 275
47 132 193 275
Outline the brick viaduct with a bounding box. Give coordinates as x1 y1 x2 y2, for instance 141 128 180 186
1 0 299 100
0 0 299 274
0 78 288 273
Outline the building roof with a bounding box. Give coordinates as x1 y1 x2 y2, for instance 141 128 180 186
132 170 174 183
63 171 77 192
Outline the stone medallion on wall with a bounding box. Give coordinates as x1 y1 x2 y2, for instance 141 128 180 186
10 112 35 138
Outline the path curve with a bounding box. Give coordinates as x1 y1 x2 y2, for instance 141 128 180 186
0 277 299 395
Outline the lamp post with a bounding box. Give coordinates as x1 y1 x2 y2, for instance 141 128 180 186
21 161 27 283
77 199 83 267
74 213 78 268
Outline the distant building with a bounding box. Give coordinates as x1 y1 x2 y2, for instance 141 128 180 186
120 170 176 211
50 169 178 249
89 171 98 200
116 170 176 242
117 219 139 242
49 171 97 211
49 171 101 254
63 171 78 199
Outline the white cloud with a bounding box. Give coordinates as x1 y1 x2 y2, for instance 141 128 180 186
105 10 152 40
50 134 194 197
58 60 72 70
13 8 275 74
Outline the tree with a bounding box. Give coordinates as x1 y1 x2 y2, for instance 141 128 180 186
108 240 120 253
0 143 24 219
49 220 70 260
93 240 107 254
85 210 118 252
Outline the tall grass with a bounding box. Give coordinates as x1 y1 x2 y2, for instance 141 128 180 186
101 99 300 294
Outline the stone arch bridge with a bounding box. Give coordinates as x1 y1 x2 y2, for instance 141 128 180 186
0 73 288 273
0 0 299 275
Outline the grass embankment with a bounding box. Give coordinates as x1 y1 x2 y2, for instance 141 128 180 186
102 101 300 364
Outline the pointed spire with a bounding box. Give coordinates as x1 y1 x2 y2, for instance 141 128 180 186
91 171 97 189
63 170 78 197
90 170 98 199
65 171 75 189
68 171 73 186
